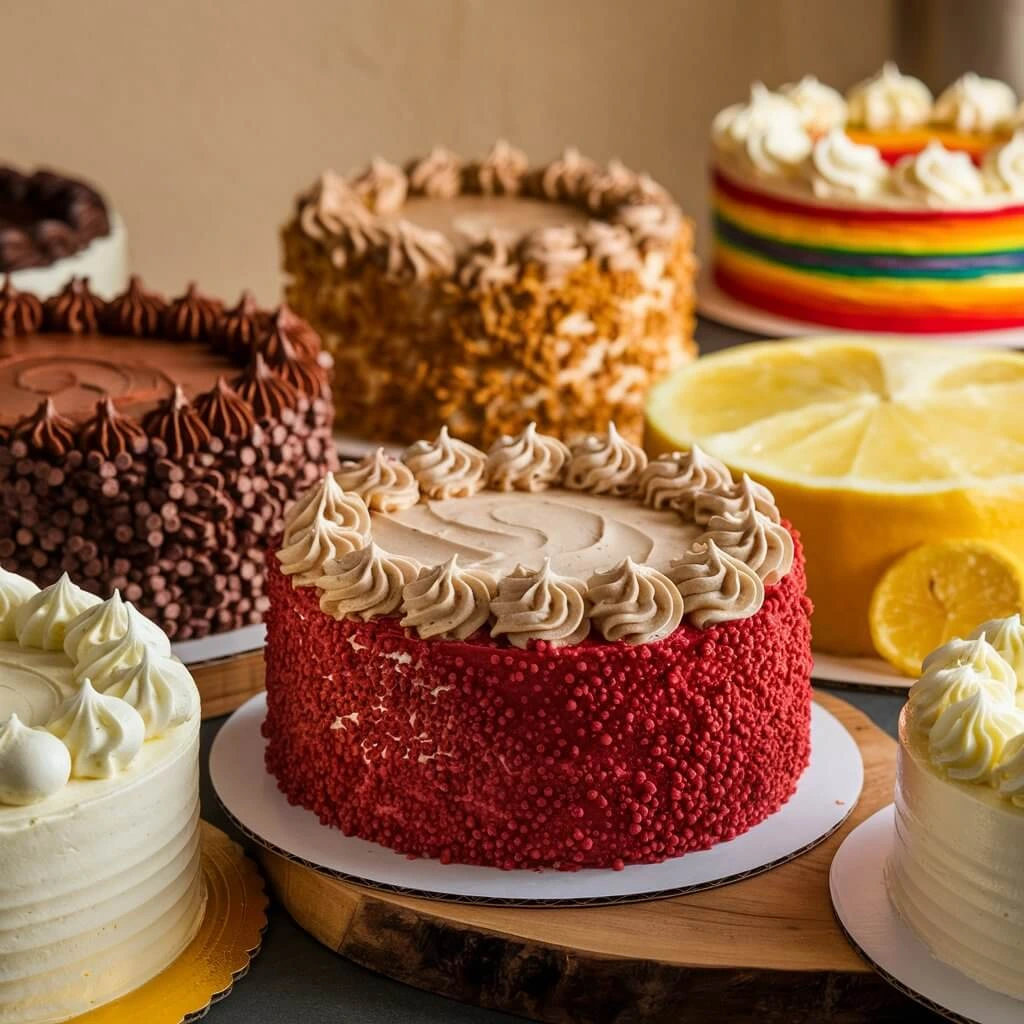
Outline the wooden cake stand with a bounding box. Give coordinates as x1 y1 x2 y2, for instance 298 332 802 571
258 693 930 1022
193 650 265 720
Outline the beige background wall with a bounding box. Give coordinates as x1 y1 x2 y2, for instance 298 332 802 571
3 0 891 302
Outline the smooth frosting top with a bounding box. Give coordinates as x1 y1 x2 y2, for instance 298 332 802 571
279 424 795 648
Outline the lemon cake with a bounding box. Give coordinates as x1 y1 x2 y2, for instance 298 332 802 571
0 568 203 1023
645 337 1024 664
710 66 1024 332
887 620 1024 999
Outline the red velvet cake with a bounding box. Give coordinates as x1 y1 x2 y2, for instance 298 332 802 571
263 425 813 870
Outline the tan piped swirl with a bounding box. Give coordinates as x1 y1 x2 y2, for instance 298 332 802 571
400 555 497 640
693 473 780 526
668 539 765 628
701 499 794 586
533 147 600 201
519 226 587 284
636 445 733 518
379 221 455 281
278 478 371 586
457 232 520 292
581 221 642 273
406 146 463 198
584 159 641 213
298 171 384 255
335 448 421 512
465 140 529 196
351 157 408 215
587 558 683 644
613 202 682 251
486 423 570 492
402 426 486 499
318 543 419 621
565 423 647 497
490 560 589 649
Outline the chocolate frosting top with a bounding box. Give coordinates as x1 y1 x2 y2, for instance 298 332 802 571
103 275 166 337
163 283 224 341
142 384 212 458
193 376 256 440
12 397 76 457
0 278 43 339
259 326 324 397
232 353 300 421
79 396 147 457
218 290 265 358
43 277 104 335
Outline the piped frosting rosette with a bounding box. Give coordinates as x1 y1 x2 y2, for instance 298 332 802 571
277 424 795 647
0 566 200 807
906 620 1024 805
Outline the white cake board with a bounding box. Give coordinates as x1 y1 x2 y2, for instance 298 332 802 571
211 694 863 906
830 805 1024 1024
697 272 1024 349
171 623 265 666
8 212 128 300
813 651 911 692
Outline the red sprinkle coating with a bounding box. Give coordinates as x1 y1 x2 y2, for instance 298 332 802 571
263 530 814 871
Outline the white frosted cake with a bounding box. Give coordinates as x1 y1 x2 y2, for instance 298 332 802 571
887 618 1024 1001
0 568 203 1024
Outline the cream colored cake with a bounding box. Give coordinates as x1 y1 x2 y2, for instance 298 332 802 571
887 619 1024 1000
0 569 203 1024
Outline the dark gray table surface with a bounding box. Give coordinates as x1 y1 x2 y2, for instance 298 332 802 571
196 318 933 1023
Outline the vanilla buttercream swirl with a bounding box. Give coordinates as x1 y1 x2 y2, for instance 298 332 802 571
379 221 456 281
0 566 39 641
71 603 162 686
64 590 170 666
490 560 589 649
318 543 419 621
847 62 933 130
46 680 145 779
933 72 1017 133
519 226 587 284
98 648 199 739
711 83 806 157
910 635 1018 731
565 423 647 497
406 146 463 198
802 129 891 200
636 445 732 518
667 539 765 629
350 157 408 215
580 221 642 273
15 573 100 651
892 141 985 206
969 615 1024 696
995 733 1024 807
693 473 780 526
587 558 682 644
734 117 812 179
0 714 71 806
486 423 570 492
779 75 848 133
402 426 487 500
981 131 1024 197
458 232 520 291
335 448 420 512
701 498 793 586
400 556 497 640
928 688 1024 783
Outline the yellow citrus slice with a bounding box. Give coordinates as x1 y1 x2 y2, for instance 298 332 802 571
869 540 1024 677
644 338 1024 656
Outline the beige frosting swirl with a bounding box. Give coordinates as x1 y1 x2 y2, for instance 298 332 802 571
668 539 765 628
466 140 528 196
490 560 589 649
734 118 812 179
636 445 732 518
780 75 848 133
892 141 985 206
969 616 1024 700
298 171 385 256
701 499 793 586
458 233 520 291
486 423 570 492
613 202 682 250
847 62 933 130
400 556 497 640
693 473 780 526
406 146 463 199
580 221 642 273
802 129 891 200
336 448 421 512
587 558 682 644
519 226 587 284
15 574 101 651
99 648 199 740
380 221 456 281
0 567 39 641
565 423 647 497
351 157 408 215
933 72 1017 133
584 158 643 212
534 147 600 201
402 426 487 500
995 733 1024 807
981 131 1024 197
928 688 1024 783
318 542 419 621
711 83 805 157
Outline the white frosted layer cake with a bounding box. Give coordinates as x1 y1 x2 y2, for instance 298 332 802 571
0 569 204 1024
886 619 1024 1001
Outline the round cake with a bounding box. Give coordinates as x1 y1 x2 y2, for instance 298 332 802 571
0 567 203 1023
0 166 126 299
710 66 1024 333
282 142 697 447
262 424 812 870
0 276 336 640
887 619 1024 1000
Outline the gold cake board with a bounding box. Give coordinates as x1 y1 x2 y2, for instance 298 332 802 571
258 693 934 1023
71 822 267 1024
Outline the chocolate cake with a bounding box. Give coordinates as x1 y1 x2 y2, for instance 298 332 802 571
0 276 336 640
282 142 697 448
